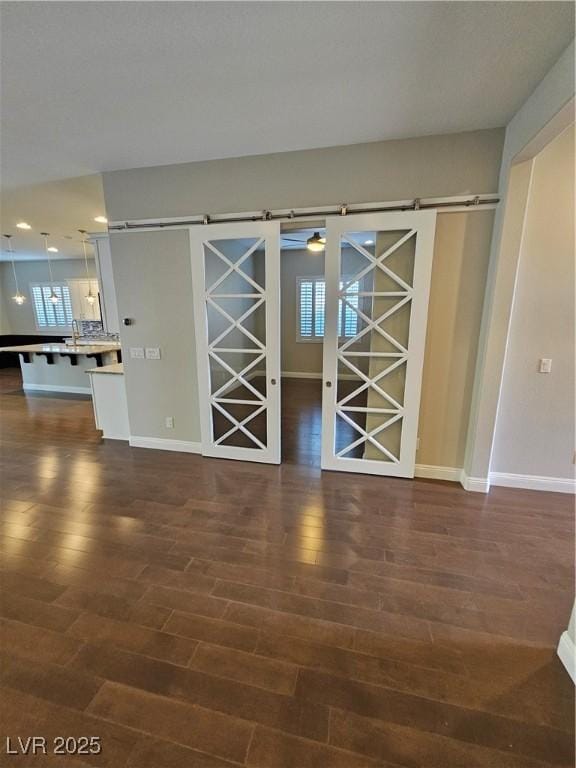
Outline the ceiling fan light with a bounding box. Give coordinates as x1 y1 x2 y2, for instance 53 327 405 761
49 291 59 304
12 292 26 305
307 232 325 252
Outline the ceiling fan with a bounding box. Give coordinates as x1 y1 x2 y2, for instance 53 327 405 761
281 231 326 252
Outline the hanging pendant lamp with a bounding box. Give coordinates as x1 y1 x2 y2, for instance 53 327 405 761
79 230 96 305
4 234 26 304
41 233 59 303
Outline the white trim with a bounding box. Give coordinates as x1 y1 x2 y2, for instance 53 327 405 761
557 631 576 684
280 371 357 381
281 371 323 379
490 472 576 494
109 193 498 231
414 464 461 482
486 159 535 478
129 436 202 453
23 383 91 395
460 470 490 493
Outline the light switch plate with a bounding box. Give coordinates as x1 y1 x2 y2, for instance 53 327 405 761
130 347 145 359
539 358 552 373
145 347 161 360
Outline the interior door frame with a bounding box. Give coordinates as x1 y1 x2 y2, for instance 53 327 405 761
189 221 281 464
320 210 436 477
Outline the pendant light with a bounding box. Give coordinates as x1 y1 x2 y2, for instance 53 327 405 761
3 234 26 305
41 233 59 304
79 230 96 305
306 232 325 253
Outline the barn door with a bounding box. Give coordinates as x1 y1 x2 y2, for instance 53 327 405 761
190 221 281 463
321 211 436 477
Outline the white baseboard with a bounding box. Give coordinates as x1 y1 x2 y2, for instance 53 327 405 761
281 371 359 381
129 436 202 453
415 464 461 482
557 631 576 684
460 470 490 493
490 472 576 494
244 370 326 381
23 383 92 395
281 371 322 379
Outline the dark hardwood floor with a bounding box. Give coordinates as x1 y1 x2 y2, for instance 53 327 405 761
0 367 574 767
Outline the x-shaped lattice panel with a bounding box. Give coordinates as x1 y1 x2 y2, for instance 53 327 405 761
204 238 267 449
335 230 416 461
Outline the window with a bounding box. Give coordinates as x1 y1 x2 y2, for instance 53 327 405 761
297 277 359 341
31 284 74 329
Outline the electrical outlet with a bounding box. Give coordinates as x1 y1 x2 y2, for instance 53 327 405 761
130 347 144 359
145 347 161 360
165 416 174 429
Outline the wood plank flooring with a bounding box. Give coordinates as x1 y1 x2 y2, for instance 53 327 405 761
0 368 574 767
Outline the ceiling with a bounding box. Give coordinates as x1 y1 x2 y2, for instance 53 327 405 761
0 176 106 261
1 1 573 191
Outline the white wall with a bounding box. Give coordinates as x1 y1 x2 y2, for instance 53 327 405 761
491 126 575 480
464 40 575 486
0 258 97 335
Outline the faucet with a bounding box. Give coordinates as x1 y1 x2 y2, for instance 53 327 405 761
71 319 80 345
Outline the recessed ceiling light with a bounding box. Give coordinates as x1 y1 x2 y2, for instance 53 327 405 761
47 246 58 253
16 222 31 230
94 216 108 224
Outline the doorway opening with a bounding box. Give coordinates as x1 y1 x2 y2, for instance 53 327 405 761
279 225 366 467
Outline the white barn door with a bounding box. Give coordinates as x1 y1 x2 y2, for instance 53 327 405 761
321 211 436 477
190 222 281 464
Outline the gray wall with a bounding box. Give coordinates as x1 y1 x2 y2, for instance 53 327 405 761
110 229 199 442
104 129 503 461
0 258 95 335
281 249 324 375
491 126 575 478
104 129 503 221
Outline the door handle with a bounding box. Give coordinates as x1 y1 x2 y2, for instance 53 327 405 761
325 381 332 388
271 378 277 385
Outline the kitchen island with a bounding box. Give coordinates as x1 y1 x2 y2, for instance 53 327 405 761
0 343 121 394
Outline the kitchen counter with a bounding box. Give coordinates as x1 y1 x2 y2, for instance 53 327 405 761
0 343 121 394
0 343 120 355
87 362 124 375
